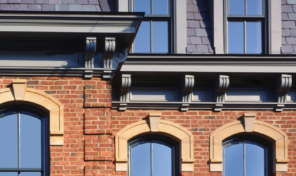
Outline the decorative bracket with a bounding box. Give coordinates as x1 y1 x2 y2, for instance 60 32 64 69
214 75 229 112
119 74 131 111
148 113 161 132
243 113 256 132
104 37 116 69
84 37 96 78
276 74 292 111
181 75 194 111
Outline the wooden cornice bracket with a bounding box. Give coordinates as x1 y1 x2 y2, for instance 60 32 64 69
104 37 116 69
119 74 131 111
278 74 292 103
214 75 229 112
181 75 194 111
84 37 96 78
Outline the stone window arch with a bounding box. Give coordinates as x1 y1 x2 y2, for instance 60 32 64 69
0 79 64 145
115 113 194 172
209 113 288 172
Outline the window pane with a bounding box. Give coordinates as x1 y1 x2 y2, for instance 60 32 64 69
21 172 42 176
131 143 151 176
152 21 168 53
152 143 172 176
134 0 150 15
0 172 18 176
225 143 244 176
246 21 262 53
0 114 18 168
153 0 168 14
246 143 265 176
20 114 42 168
228 21 244 53
247 0 262 15
229 0 245 15
134 21 151 53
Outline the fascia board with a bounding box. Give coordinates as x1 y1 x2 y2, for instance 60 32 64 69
0 12 144 34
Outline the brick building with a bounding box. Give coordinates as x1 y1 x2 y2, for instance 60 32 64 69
0 0 295 176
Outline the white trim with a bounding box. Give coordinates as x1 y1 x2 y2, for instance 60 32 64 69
175 0 187 53
118 0 186 53
211 0 281 54
269 0 282 54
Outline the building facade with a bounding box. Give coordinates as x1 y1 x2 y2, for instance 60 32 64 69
0 0 295 176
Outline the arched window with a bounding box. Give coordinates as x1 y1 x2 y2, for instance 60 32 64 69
0 107 49 176
223 135 272 176
128 135 179 176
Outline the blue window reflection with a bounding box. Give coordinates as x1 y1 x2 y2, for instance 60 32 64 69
129 135 178 176
224 138 267 176
228 21 244 53
133 0 171 53
228 0 264 54
0 108 47 176
229 0 245 15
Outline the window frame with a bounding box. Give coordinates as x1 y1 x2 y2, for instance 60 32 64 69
129 0 174 54
117 0 187 54
128 134 179 176
224 0 267 54
209 0 281 54
223 135 273 176
0 106 49 176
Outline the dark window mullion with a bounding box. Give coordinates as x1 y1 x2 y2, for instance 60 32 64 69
150 20 152 53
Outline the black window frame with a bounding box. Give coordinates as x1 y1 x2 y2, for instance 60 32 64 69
223 134 273 176
224 0 268 54
0 106 49 176
130 0 174 54
128 134 179 176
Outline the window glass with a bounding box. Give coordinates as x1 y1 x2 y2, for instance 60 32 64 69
229 0 245 15
134 0 151 14
246 21 262 53
225 143 244 176
0 109 47 176
228 22 244 53
153 0 169 14
21 172 42 176
20 114 42 168
131 142 151 176
247 0 262 15
129 136 177 176
134 21 151 53
0 114 18 168
246 143 265 176
152 21 169 53
0 172 18 176
224 139 267 176
152 143 172 176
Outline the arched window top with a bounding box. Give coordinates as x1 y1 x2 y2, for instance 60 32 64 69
209 113 288 173
128 134 179 176
223 135 272 176
115 113 194 172
0 79 64 145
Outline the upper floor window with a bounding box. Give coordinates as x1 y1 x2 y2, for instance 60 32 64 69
223 136 271 176
226 0 265 54
132 0 172 53
0 107 48 176
128 135 178 176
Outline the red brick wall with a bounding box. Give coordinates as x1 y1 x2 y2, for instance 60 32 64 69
0 76 295 176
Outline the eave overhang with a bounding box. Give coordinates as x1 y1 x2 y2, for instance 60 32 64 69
121 54 296 73
0 11 144 51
